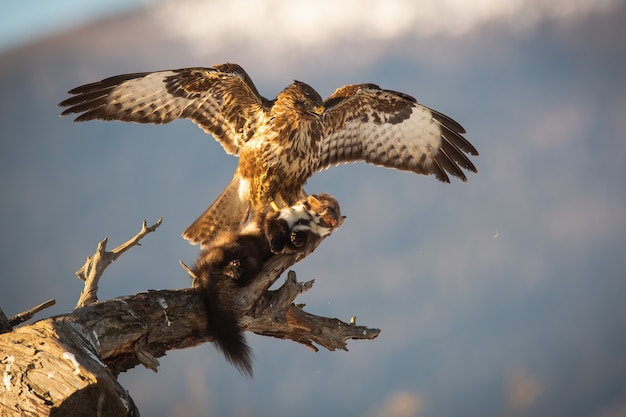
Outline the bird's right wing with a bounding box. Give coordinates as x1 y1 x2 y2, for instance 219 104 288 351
59 63 270 155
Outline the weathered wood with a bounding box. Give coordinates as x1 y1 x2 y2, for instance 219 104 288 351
1 318 138 417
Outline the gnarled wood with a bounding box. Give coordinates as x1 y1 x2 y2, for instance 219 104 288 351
1 319 138 417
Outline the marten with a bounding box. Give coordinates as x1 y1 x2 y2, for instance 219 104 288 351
191 193 343 376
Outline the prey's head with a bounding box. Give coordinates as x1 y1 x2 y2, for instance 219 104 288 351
302 193 345 236
276 193 344 238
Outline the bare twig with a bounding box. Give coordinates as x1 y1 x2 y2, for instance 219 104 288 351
8 299 56 327
242 271 380 352
75 218 162 308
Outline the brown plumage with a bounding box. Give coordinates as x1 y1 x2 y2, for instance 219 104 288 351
59 63 478 246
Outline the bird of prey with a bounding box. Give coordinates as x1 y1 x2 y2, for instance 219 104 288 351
59 63 478 247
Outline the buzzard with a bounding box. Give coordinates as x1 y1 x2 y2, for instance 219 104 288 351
59 63 478 247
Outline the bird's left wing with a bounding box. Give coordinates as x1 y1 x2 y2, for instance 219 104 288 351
59 63 269 155
318 84 478 182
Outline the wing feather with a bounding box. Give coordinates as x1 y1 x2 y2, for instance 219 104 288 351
59 63 270 155
319 84 478 182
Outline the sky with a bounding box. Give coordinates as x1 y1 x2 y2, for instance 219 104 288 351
1 1 626 416
2 0 619 53
0 0 151 53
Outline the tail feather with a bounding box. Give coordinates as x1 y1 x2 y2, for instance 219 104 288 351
183 177 250 247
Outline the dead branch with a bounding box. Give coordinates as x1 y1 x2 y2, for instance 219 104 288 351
75 218 162 308
243 271 380 352
8 298 56 327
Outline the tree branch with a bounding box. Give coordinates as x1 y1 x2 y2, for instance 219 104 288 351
8 298 56 327
243 271 380 352
75 218 162 308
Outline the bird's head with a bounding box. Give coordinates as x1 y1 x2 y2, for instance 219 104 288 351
276 81 324 117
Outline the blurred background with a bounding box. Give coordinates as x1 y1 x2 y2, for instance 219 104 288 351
1 0 625 416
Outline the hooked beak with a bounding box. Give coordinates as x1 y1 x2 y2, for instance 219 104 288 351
312 105 325 115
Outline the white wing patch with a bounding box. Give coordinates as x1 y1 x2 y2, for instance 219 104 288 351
319 85 477 183
106 71 184 121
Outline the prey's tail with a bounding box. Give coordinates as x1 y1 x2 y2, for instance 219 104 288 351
194 263 253 377
183 176 250 247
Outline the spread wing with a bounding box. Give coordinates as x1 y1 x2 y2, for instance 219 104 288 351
58 63 271 155
318 84 478 182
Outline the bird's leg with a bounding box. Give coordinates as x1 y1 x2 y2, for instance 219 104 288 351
268 199 281 212
269 194 294 212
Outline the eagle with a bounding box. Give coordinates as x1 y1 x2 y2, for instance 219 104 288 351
59 63 478 247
